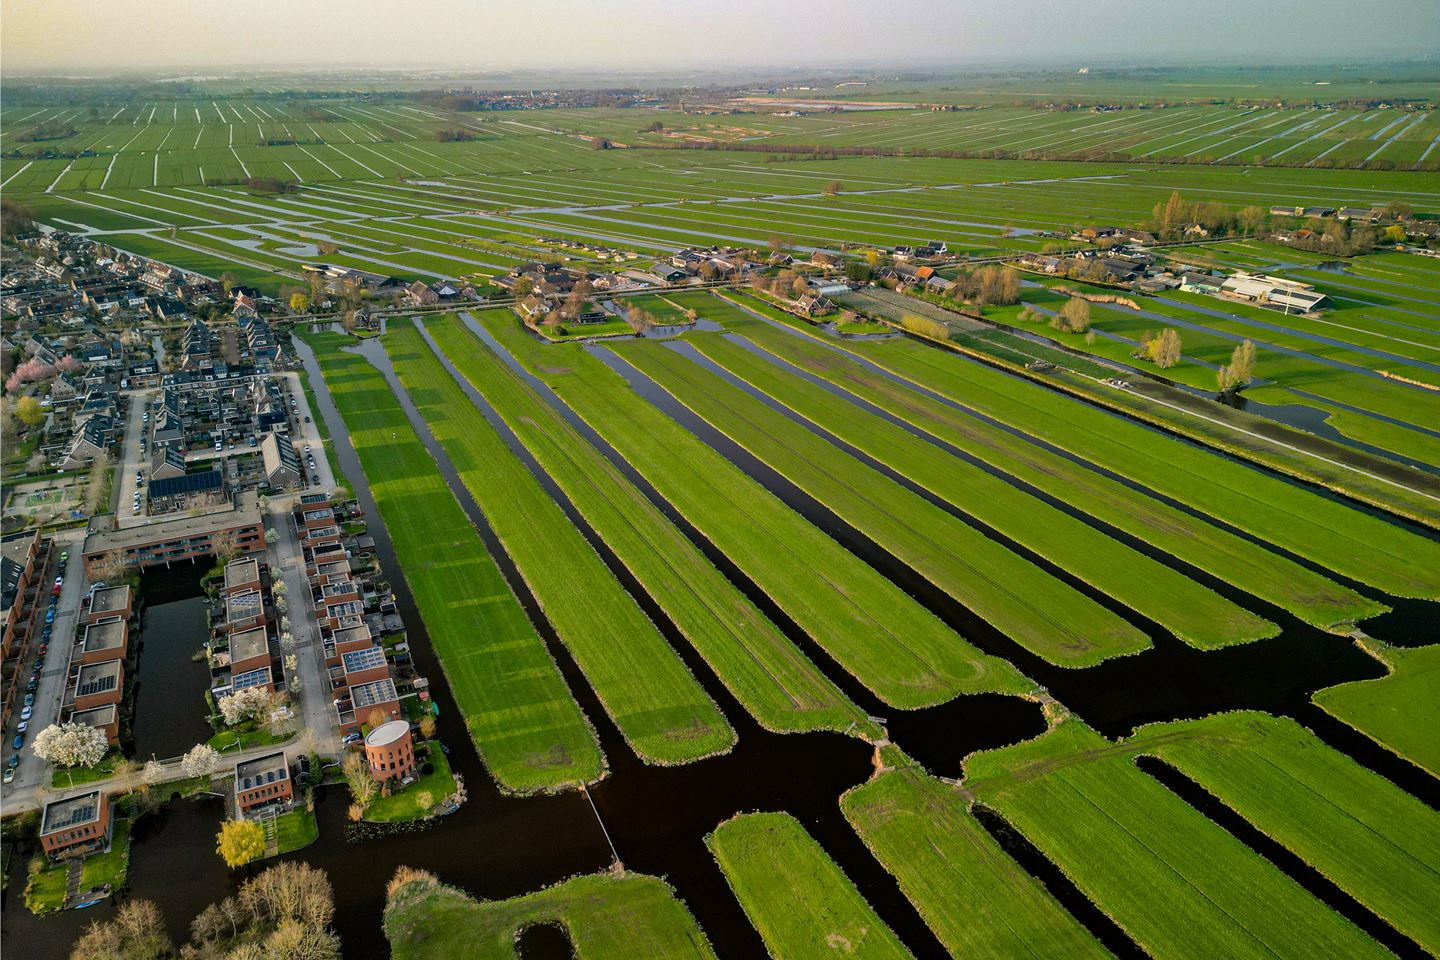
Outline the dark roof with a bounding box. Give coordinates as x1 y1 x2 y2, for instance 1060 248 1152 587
149 469 224 499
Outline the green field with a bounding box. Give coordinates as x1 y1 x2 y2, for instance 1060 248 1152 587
1132 711 1440 953
767 313 1440 599
616 337 1151 667
712 291 1385 630
842 759 1110 959
384 870 717 959
385 321 735 765
1313 643 1440 778
965 720 1391 960
682 313 1279 648
476 310 1030 706
363 745 459 823
300 330 604 792
426 313 868 737
708 812 912 960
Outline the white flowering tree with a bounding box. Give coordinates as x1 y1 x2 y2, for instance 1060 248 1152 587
179 743 221 780
264 527 279 546
280 632 295 653
271 578 287 597
32 722 108 770
217 687 272 727
142 759 168 786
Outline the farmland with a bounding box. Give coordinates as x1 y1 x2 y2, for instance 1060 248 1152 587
384 870 717 960
6 69 1438 960
424 313 869 737
707 812 912 960
383 322 735 765
298 330 604 792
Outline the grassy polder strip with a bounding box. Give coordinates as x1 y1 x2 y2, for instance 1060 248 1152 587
760 300 1440 599
715 292 1384 630
385 322 734 765
427 315 866 737
1133 711 1440 954
841 762 1110 960
476 310 1029 707
1313 643 1440 778
688 327 1277 649
616 340 1150 668
707 812 914 960
300 330 602 792
964 720 1391 960
384 870 717 960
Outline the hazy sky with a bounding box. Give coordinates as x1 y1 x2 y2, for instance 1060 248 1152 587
3 0 1437 73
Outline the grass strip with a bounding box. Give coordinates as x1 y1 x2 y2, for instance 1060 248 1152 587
1133 711 1440 954
1313 643 1440 778
384 870 717 959
428 314 866 736
385 321 734 764
714 292 1384 630
842 760 1110 959
745 297 1440 599
965 719 1391 960
617 339 1151 668
300 329 602 792
688 326 1277 649
475 310 1030 706
708 812 913 960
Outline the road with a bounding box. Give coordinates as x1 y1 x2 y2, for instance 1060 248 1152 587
112 388 151 529
1 526 89 802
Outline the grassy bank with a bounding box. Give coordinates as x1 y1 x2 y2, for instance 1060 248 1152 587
964 720 1390 960
364 744 457 823
616 338 1150 668
427 314 867 737
841 759 1110 959
715 291 1385 630
384 869 717 959
707 812 912 960
385 321 735 765
1313 643 1440 778
476 310 1030 706
299 330 603 793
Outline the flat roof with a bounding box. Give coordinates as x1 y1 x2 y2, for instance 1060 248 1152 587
88 584 131 615
69 704 118 729
223 556 261 590
83 489 260 556
234 751 289 791
350 677 398 710
41 790 104 836
81 618 127 652
332 624 373 647
365 719 410 748
75 660 122 697
341 645 387 675
228 626 269 664
225 589 264 623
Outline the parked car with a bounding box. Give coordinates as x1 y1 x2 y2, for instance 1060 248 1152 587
51 584 62 597
17 720 28 734
340 732 362 746
23 694 34 708
54 575 63 587
12 735 24 751
3 765 15 784
311 474 320 485
44 608 55 625
304 416 311 423
20 706 32 721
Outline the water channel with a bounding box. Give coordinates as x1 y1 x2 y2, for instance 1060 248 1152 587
8 318 1438 959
